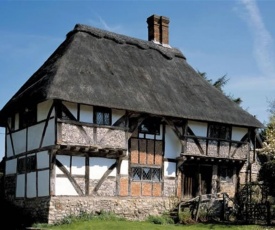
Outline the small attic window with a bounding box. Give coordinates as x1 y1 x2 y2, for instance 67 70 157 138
208 123 231 140
94 107 111 126
139 117 161 135
19 106 37 129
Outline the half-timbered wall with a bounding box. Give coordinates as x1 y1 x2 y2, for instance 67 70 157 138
164 125 181 159
185 121 249 160
5 158 17 174
37 100 54 121
14 113 19 130
232 126 248 141
55 155 118 196
8 150 51 198
3 97 257 220
180 120 251 198
63 101 125 126
163 125 181 196
55 155 80 196
89 157 117 196
129 123 164 197
57 101 127 151
188 121 207 136
6 100 55 157
6 118 55 156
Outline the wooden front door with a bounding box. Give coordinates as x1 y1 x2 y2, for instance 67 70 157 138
200 165 212 195
182 164 213 198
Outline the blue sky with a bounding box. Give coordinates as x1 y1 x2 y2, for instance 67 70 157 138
0 0 274 159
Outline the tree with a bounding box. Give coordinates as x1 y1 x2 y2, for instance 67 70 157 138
257 101 275 191
258 99 275 157
197 71 242 105
258 115 275 156
267 99 275 115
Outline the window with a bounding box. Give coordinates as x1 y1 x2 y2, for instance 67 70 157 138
17 155 36 174
220 166 233 182
94 107 111 125
8 115 15 131
19 106 37 129
208 123 231 140
139 117 161 135
131 167 161 182
17 158 26 174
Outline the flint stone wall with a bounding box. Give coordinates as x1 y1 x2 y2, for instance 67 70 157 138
61 123 126 149
185 138 248 159
163 177 177 196
12 196 179 224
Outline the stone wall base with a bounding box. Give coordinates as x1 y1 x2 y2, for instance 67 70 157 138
12 196 179 224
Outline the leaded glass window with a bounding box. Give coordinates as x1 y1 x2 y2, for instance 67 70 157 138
132 167 142 180
94 107 111 125
208 123 231 140
17 155 36 174
131 167 161 181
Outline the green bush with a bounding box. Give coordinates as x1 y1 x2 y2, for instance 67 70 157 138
92 210 126 221
146 214 174 225
178 209 195 224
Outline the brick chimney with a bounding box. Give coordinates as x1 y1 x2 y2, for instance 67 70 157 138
147 15 170 46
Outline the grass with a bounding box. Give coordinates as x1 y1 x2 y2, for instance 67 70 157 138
34 220 275 230
32 212 275 230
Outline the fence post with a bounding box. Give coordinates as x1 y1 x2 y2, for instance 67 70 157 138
195 195 202 222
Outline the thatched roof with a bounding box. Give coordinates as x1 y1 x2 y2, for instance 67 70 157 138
0 24 263 128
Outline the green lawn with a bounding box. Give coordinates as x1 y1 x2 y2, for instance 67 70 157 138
36 219 274 230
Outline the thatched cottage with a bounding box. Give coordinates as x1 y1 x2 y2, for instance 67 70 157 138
0 15 263 223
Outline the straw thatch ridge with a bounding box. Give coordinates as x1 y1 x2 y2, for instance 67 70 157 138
0 24 263 128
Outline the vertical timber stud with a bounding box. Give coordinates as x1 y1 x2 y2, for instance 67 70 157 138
183 121 188 154
85 154 89 195
36 152 38 198
39 102 54 148
128 132 131 196
50 150 56 196
116 157 121 196
6 124 15 156
162 123 165 196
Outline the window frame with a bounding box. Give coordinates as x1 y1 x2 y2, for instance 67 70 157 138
17 155 37 174
93 107 112 126
19 106 37 129
208 123 231 140
131 166 161 182
139 117 161 135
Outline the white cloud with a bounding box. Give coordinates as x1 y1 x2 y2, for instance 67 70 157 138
226 73 274 124
88 15 122 33
237 0 275 78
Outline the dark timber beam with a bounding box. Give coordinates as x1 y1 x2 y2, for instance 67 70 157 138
56 158 84 195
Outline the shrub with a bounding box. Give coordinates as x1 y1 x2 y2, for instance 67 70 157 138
146 214 174 225
93 210 126 221
178 209 195 224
